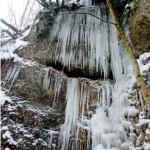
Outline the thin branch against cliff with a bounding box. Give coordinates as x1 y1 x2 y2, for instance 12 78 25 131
106 0 150 111
59 12 116 25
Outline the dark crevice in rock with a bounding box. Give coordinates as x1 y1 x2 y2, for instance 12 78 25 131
45 60 114 80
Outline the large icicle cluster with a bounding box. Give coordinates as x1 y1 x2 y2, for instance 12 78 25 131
50 5 130 80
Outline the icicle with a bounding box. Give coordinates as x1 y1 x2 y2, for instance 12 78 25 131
53 77 63 106
58 78 80 150
4 63 21 90
76 125 80 150
43 68 52 91
43 68 64 107
80 81 89 122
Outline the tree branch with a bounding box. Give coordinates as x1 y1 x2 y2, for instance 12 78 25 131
59 12 116 25
2 30 17 39
0 19 20 33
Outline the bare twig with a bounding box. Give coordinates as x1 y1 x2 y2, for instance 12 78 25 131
59 12 115 25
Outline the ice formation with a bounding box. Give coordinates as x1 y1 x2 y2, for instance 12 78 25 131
42 67 65 106
58 78 80 150
3 63 22 90
49 2 141 150
50 4 130 80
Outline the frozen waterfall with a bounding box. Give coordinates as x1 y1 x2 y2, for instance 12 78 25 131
48 2 135 150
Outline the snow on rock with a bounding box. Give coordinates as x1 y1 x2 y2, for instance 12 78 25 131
144 143 150 150
1 37 37 67
0 89 12 105
123 106 139 116
138 119 150 126
121 143 130 150
137 52 150 75
1 126 9 131
3 130 17 145
0 39 28 61
91 108 112 149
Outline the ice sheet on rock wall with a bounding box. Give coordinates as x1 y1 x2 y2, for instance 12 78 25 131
108 16 131 80
91 108 113 149
108 74 134 124
94 144 119 150
91 72 136 149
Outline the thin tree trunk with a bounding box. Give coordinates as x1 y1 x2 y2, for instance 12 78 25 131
106 0 150 111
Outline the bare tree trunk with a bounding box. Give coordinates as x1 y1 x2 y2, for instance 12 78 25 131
106 0 150 111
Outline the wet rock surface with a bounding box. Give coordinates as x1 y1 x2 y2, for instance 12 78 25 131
129 0 150 56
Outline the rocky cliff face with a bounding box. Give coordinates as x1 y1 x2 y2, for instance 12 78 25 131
129 0 150 56
1 0 150 150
